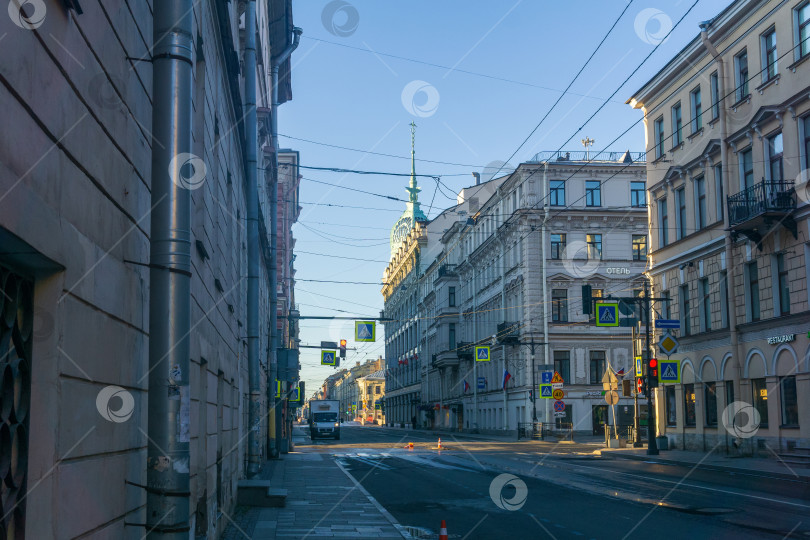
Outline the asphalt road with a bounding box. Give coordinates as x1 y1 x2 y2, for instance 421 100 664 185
294 424 810 539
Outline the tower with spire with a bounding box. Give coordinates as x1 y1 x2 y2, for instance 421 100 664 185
390 122 427 258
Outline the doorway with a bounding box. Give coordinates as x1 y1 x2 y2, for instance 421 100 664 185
592 405 608 435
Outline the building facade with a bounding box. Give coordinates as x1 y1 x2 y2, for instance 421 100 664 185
628 0 810 451
0 1 297 537
418 156 648 435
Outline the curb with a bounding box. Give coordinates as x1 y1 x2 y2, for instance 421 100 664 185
335 459 412 539
609 451 810 483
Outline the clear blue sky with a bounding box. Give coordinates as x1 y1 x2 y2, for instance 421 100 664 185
283 0 731 397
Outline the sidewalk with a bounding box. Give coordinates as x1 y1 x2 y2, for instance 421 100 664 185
603 445 810 482
382 424 606 445
222 452 408 539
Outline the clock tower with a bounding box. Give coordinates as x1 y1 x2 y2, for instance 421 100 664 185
390 122 427 257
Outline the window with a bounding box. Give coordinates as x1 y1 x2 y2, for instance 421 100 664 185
777 253 790 315
588 351 606 385
714 164 724 221
552 289 568 322
748 261 760 322
632 235 647 261
676 187 687 240
762 28 778 81
680 284 691 335
741 148 754 190
553 351 570 383
375 385 381 394
662 290 671 319
666 386 677 426
671 102 683 146
805 116 810 169
768 132 784 182
720 270 729 329
449 323 456 349
448 286 456 307
630 181 646 207
701 278 711 332
710 71 720 120
585 180 601 206
752 378 769 428
588 288 604 324
705 382 718 427
690 87 702 132
695 175 706 228
654 116 665 158
586 234 602 260
550 233 566 260
550 180 565 206
781 376 798 426
735 50 749 101
726 380 735 407
797 2 810 60
684 383 696 427
658 198 669 246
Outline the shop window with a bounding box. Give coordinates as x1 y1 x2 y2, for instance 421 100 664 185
684 383 696 427
752 378 769 428
705 382 717 427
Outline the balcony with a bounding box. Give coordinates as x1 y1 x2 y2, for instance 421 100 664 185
456 341 474 360
497 321 521 344
435 264 457 282
727 180 796 245
433 341 459 368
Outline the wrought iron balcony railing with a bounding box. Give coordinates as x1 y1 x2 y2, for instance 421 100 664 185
727 180 795 227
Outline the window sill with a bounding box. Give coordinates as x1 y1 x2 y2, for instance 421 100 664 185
730 94 751 110
708 116 720 126
787 53 810 72
755 74 780 94
687 127 704 141
669 141 684 152
779 424 800 429
651 153 667 164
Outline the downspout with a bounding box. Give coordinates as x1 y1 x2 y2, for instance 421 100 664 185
541 162 550 426
701 21 740 454
270 26 302 456
501 238 507 430
245 0 262 477
146 0 193 537
700 24 741 380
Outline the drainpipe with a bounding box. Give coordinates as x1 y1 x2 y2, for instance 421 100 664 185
541 162 550 427
146 0 193 537
270 26 302 456
245 0 262 478
700 23 741 384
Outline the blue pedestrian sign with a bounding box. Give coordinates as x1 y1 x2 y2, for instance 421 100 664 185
595 302 619 327
475 346 490 362
477 377 486 390
355 321 376 342
659 359 681 383
655 319 681 329
321 350 336 366
539 384 553 399
541 371 553 384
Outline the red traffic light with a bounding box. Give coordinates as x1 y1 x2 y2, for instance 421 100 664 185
649 358 657 368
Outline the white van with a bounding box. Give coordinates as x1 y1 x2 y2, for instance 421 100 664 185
309 400 341 440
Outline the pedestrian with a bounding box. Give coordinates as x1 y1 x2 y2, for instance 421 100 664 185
411 415 417 429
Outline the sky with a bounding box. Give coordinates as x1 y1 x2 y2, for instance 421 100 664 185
283 0 732 397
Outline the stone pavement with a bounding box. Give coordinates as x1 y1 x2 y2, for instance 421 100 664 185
222 451 408 539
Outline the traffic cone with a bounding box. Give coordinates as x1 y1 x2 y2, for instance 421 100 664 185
439 519 448 540
408 441 414 449
437 438 442 450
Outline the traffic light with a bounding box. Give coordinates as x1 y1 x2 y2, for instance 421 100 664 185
339 339 347 358
648 358 659 388
582 285 593 315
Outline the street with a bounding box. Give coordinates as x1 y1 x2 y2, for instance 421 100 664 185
295 424 810 539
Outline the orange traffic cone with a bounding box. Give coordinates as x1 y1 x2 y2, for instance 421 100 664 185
408 442 414 449
439 519 448 540
437 438 442 450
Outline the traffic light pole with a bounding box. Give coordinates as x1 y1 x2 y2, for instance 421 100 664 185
645 281 659 455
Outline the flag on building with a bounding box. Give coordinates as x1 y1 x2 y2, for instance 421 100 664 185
502 369 512 389
616 368 625 375
463 380 470 393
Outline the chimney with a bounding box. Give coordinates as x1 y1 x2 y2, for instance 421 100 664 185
472 172 480 185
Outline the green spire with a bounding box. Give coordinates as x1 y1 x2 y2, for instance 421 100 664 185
406 121 426 221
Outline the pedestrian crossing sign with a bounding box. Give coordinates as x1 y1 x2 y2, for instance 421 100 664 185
355 321 376 342
635 356 643 377
321 350 336 366
540 384 553 399
595 302 619 327
659 359 680 383
475 346 490 362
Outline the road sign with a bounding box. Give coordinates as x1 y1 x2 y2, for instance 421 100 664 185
475 346 491 362
595 302 619 327
551 371 564 384
659 359 681 383
659 332 679 356
655 319 681 329
635 356 643 377
552 388 564 400
477 377 486 390
554 411 566 418
321 350 336 366
604 390 619 405
636 377 644 395
355 321 376 342
540 385 553 399
320 341 337 349
541 371 553 384
553 400 566 412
